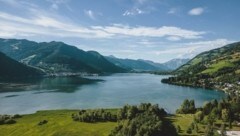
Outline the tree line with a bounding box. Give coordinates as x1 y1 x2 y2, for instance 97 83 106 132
177 94 240 135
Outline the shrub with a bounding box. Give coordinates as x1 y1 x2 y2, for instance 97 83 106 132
4 119 16 124
38 120 48 125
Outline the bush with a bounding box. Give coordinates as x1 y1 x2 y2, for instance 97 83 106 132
176 125 181 133
186 127 192 134
72 109 117 123
38 120 48 125
13 114 21 119
0 115 18 125
4 119 16 124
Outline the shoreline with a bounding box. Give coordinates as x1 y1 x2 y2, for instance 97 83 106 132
160 78 235 95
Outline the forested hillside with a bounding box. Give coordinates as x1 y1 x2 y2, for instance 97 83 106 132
162 42 240 94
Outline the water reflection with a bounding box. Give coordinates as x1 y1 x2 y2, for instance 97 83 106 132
0 77 101 93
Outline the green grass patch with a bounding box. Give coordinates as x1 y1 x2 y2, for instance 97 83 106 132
0 110 117 136
191 57 202 65
167 114 205 136
201 61 234 74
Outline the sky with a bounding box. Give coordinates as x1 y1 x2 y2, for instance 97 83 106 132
0 0 239 63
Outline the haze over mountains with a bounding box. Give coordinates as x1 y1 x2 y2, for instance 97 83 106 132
106 56 189 71
0 38 189 78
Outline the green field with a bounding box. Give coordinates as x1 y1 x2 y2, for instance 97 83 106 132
167 114 205 136
1 110 240 136
0 110 117 136
201 61 234 74
0 110 203 136
190 57 202 65
0 111 202 136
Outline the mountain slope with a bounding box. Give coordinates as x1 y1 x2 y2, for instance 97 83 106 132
162 42 240 93
0 51 43 79
0 38 125 73
105 56 169 71
163 58 190 70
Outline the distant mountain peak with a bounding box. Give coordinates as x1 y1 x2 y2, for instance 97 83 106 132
108 55 117 58
105 56 169 72
163 58 190 70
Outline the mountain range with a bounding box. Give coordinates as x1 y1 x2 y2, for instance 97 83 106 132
163 58 190 70
106 56 188 72
0 38 125 74
0 38 189 78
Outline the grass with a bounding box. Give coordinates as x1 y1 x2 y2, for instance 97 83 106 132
2 110 240 136
167 114 205 136
191 57 202 65
201 61 234 74
0 110 118 136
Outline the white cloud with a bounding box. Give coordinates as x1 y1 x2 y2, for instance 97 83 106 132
93 24 206 40
188 7 204 16
123 0 153 16
123 8 145 16
166 36 181 41
84 10 96 20
0 11 206 40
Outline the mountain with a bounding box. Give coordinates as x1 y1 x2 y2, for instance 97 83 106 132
0 51 43 79
138 59 170 70
163 58 190 70
105 56 169 71
162 41 240 93
0 38 126 73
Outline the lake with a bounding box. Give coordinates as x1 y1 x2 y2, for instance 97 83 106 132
0 73 225 114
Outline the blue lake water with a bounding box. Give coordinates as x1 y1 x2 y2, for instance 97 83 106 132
0 73 225 114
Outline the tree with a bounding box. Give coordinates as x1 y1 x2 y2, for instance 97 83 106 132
207 113 216 125
127 106 138 119
176 99 196 114
176 125 181 133
194 111 204 123
189 100 196 113
222 109 230 122
204 124 214 136
203 102 213 115
195 124 199 133
186 127 192 134
110 103 177 136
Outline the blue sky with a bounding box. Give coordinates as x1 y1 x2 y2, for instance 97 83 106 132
0 0 239 62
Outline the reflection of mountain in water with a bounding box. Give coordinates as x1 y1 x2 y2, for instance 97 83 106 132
35 77 102 93
0 77 101 93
